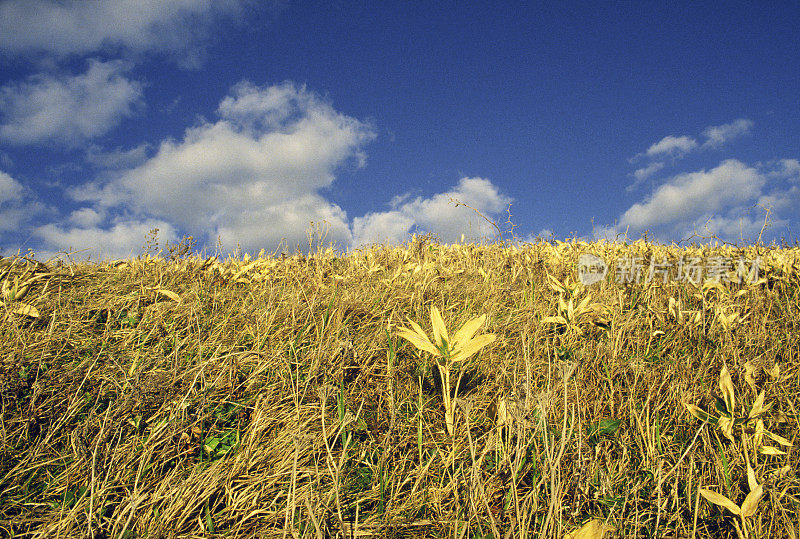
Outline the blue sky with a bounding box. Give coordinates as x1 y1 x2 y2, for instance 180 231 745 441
1 1 798 260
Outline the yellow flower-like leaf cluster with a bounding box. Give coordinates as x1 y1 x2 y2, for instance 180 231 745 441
396 306 496 436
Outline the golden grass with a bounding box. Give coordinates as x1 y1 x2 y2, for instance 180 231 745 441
0 235 798 537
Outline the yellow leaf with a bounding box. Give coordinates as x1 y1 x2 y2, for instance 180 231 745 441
744 361 757 393
719 364 735 416
764 430 793 447
496 397 510 427
396 326 440 358
542 316 568 325
700 488 741 516
430 306 449 348
406 317 436 346
451 314 487 349
748 391 771 419
668 297 678 318
576 294 592 315
768 364 780 380
718 415 736 442
754 419 765 447
12 303 39 317
558 295 568 316
200 256 217 270
548 273 565 294
563 518 615 539
759 446 786 456
450 333 496 363
232 261 259 279
747 462 758 493
154 289 181 302
740 483 763 518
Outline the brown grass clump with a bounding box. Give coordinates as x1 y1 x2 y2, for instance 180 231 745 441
0 236 798 538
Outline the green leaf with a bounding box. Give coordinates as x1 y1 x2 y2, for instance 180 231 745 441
204 437 220 453
588 418 621 439
714 396 730 416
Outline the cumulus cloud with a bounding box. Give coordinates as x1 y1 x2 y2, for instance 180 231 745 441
34 219 178 261
645 135 698 158
0 171 24 203
0 170 45 235
689 212 786 242
351 177 512 247
0 60 143 146
32 80 514 257
602 158 799 243
701 118 753 149
619 160 762 231
0 0 253 67
68 207 105 228
215 195 353 253
63 81 375 256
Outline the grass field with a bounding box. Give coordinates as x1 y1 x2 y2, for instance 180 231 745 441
0 235 797 538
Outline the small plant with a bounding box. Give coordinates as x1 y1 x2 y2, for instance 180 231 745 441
165 234 197 261
699 457 763 538
685 362 793 538
541 274 610 334
396 306 496 436
684 363 790 452
1 263 46 318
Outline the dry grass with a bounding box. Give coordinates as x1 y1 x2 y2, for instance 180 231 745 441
0 235 798 538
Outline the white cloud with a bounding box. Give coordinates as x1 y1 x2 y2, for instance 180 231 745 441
35 81 514 257
628 162 665 191
0 171 24 202
351 177 512 247
67 81 375 256
34 219 178 261
685 211 786 243
215 195 353 254
0 170 46 234
0 170 27 233
68 207 105 228
619 160 762 231
602 158 800 244
633 162 664 182
765 158 800 181
645 135 698 158
701 118 753 149
351 210 415 248
0 60 143 146
0 0 253 67
86 143 151 170
634 119 754 167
